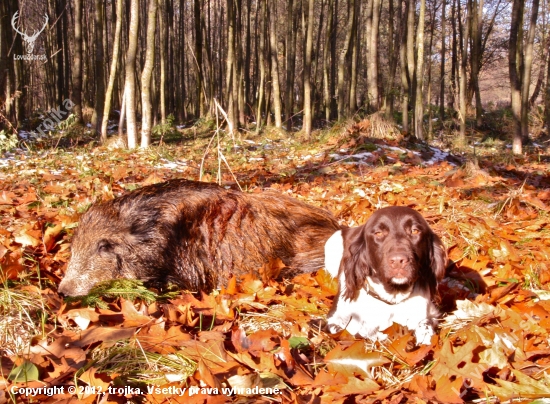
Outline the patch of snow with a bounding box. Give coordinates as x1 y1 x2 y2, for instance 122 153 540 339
161 162 179 170
350 152 374 159
423 146 450 165
382 146 406 153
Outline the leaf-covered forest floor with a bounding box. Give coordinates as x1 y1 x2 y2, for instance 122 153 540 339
1 117 550 403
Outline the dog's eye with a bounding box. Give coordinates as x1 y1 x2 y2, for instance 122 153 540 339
374 231 384 238
411 228 420 235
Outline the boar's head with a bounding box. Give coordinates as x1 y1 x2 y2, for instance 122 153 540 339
58 197 174 296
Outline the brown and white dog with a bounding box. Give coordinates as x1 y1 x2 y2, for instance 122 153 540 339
324 206 447 344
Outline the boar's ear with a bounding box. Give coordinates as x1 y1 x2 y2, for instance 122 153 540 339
122 208 163 243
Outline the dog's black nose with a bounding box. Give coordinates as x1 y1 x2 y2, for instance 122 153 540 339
388 253 409 269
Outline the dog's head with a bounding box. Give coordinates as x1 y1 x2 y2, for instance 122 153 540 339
340 206 446 300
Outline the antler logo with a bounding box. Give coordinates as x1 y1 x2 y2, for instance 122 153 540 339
11 11 48 54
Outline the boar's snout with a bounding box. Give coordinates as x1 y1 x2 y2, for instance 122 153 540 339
58 273 94 296
58 258 99 296
57 278 75 296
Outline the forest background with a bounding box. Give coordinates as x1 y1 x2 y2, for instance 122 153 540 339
0 0 548 152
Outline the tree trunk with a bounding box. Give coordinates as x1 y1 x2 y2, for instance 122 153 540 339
337 0 355 120
92 0 106 134
367 0 381 110
285 0 297 130
544 37 550 128
141 0 158 148
529 39 547 107
195 0 205 116
226 0 237 132
426 2 437 138
406 0 416 129
124 0 140 149
330 0 338 119
450 0 458 110
101 0 123 142
414 0 426 139
520 0 539 144
72 0 83 123
256 0 267 131
244 0 252 115
385 0 397 118
470 0 483 127
458 0 470 146
439 0 446 121
399 0 410 132
349 0 359 114
323 0 334 121
303 0 315 136
268 1 283 128
159 0 167 125
509 0 539 154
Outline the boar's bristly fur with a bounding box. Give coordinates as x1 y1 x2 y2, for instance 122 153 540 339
58 179 341 296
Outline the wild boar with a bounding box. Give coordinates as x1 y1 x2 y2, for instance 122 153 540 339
58 179 341 296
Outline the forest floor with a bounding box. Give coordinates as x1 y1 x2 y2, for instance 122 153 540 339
1 116 550 403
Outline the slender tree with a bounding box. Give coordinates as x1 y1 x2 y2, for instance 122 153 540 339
323 0 335 121
399 0 411 132
91 0 105 133
439 0 446 121
141 0 158 148
256 0 267 131
470 0 483 127
303 0 315 136
268 1 283 128
285 0 297 130
72 0 83 123
337 0 355 120
124 0 139 148
509 0 540 154
159 0 167 125
101 0 123 142
458 0 470 146
414 0 426 139
366 0 381 110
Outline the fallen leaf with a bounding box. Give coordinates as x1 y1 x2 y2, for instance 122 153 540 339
489 369 550 399
324 341 389 378
431 331 489 389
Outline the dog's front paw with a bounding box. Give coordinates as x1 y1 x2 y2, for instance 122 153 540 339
327 322 343 334
327 313 349 334
368 331 388 342
414 321 434 345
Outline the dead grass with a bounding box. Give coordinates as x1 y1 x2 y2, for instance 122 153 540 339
0 287 46 356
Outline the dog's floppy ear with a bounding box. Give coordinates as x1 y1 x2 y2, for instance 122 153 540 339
340 226 371 300
428 232 447 294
